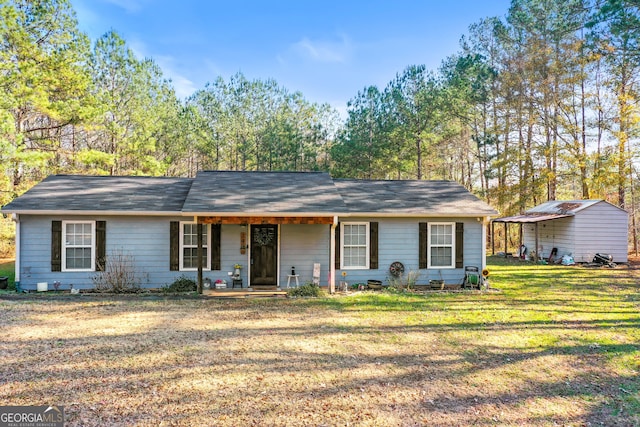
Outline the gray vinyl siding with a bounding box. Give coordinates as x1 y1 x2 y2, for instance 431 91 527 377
573 202 628 262
19 215 177 290
17 215 247 290
521 201 628 263
17 215 487 290
215 224 247 287
335 217 484 286
278 224 330 287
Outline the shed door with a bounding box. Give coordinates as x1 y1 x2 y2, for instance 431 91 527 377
250 225 278 286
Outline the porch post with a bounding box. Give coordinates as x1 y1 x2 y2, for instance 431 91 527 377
197 221 203 294
13 215 20 286
329 217 337 294
481 217 488 271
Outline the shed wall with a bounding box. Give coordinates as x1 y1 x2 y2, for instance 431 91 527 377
521 201 628 263
522 217 575 260
573 202 628 263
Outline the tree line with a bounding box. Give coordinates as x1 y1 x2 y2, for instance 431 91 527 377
1 0 639 244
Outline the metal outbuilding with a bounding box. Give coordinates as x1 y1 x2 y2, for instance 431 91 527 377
492 200 628 263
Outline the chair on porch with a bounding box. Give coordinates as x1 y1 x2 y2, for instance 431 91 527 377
312 263 321 286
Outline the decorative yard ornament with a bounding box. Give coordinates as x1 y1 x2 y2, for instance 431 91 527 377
389 261 405 277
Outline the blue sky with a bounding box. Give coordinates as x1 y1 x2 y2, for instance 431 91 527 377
71 0 511 115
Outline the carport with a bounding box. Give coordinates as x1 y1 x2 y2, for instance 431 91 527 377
491 213 572 262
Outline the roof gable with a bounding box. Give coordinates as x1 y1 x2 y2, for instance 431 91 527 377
182 171 346 214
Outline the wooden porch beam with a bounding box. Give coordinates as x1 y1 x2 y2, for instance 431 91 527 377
199 216 335 225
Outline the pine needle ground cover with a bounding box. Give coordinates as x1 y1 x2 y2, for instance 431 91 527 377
0 258 638 426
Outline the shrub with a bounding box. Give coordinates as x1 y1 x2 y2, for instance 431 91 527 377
387 270 420 291
163 275 197 293
92 249 141 293
288 283 323 297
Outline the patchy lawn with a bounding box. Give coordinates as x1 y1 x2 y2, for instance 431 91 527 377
0 257 638 426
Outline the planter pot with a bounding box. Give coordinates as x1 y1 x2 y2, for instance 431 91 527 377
429 279 445 290
367 279 383 290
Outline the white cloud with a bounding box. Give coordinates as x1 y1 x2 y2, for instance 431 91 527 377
125 40 197 99
127 38 148 60
102 0 147 13
154 55 197 99
290 33 353 63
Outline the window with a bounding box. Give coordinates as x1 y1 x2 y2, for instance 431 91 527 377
62 221 95 271
180 222 210 270
428 222 455 268
341 222 369 269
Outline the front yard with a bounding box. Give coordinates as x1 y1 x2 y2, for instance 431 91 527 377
0 258 638 426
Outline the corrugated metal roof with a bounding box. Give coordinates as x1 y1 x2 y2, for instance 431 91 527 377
493 213 573 223
526 200 602 214
493 199 626 223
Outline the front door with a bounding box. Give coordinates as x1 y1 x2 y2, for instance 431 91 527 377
250 225 278 286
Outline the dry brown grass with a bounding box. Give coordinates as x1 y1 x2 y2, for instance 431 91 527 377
1 259 639 426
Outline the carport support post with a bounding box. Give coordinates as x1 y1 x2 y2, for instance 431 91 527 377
504 222 508 255
493 221 498 255
534 222 539 262
197 222 203 294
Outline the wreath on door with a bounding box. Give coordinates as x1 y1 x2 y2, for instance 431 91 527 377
389 261 405 277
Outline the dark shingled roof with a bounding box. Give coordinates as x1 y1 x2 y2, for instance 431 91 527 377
334 179 497 215
182 171 346 213
2 172 497 217
2 175 194 212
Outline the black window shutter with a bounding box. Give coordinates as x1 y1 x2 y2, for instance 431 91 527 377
419 222 428 269
211 224 221 270
369 222 378 269
455 222 464 268
51 220 62 272
334 222 341 269
170 221 180 271
96 221 106 272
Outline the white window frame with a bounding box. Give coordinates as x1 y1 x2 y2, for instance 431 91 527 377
427 222 456 269
179 221 211 271
340 222 370 269
62 220 95 272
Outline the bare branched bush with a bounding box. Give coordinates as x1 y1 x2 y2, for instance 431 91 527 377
92 249 142 293
387 270 420 291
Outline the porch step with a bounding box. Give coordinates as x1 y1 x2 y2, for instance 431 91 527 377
203 288 287 298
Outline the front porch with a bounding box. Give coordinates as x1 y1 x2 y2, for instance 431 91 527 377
192 215 338 294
